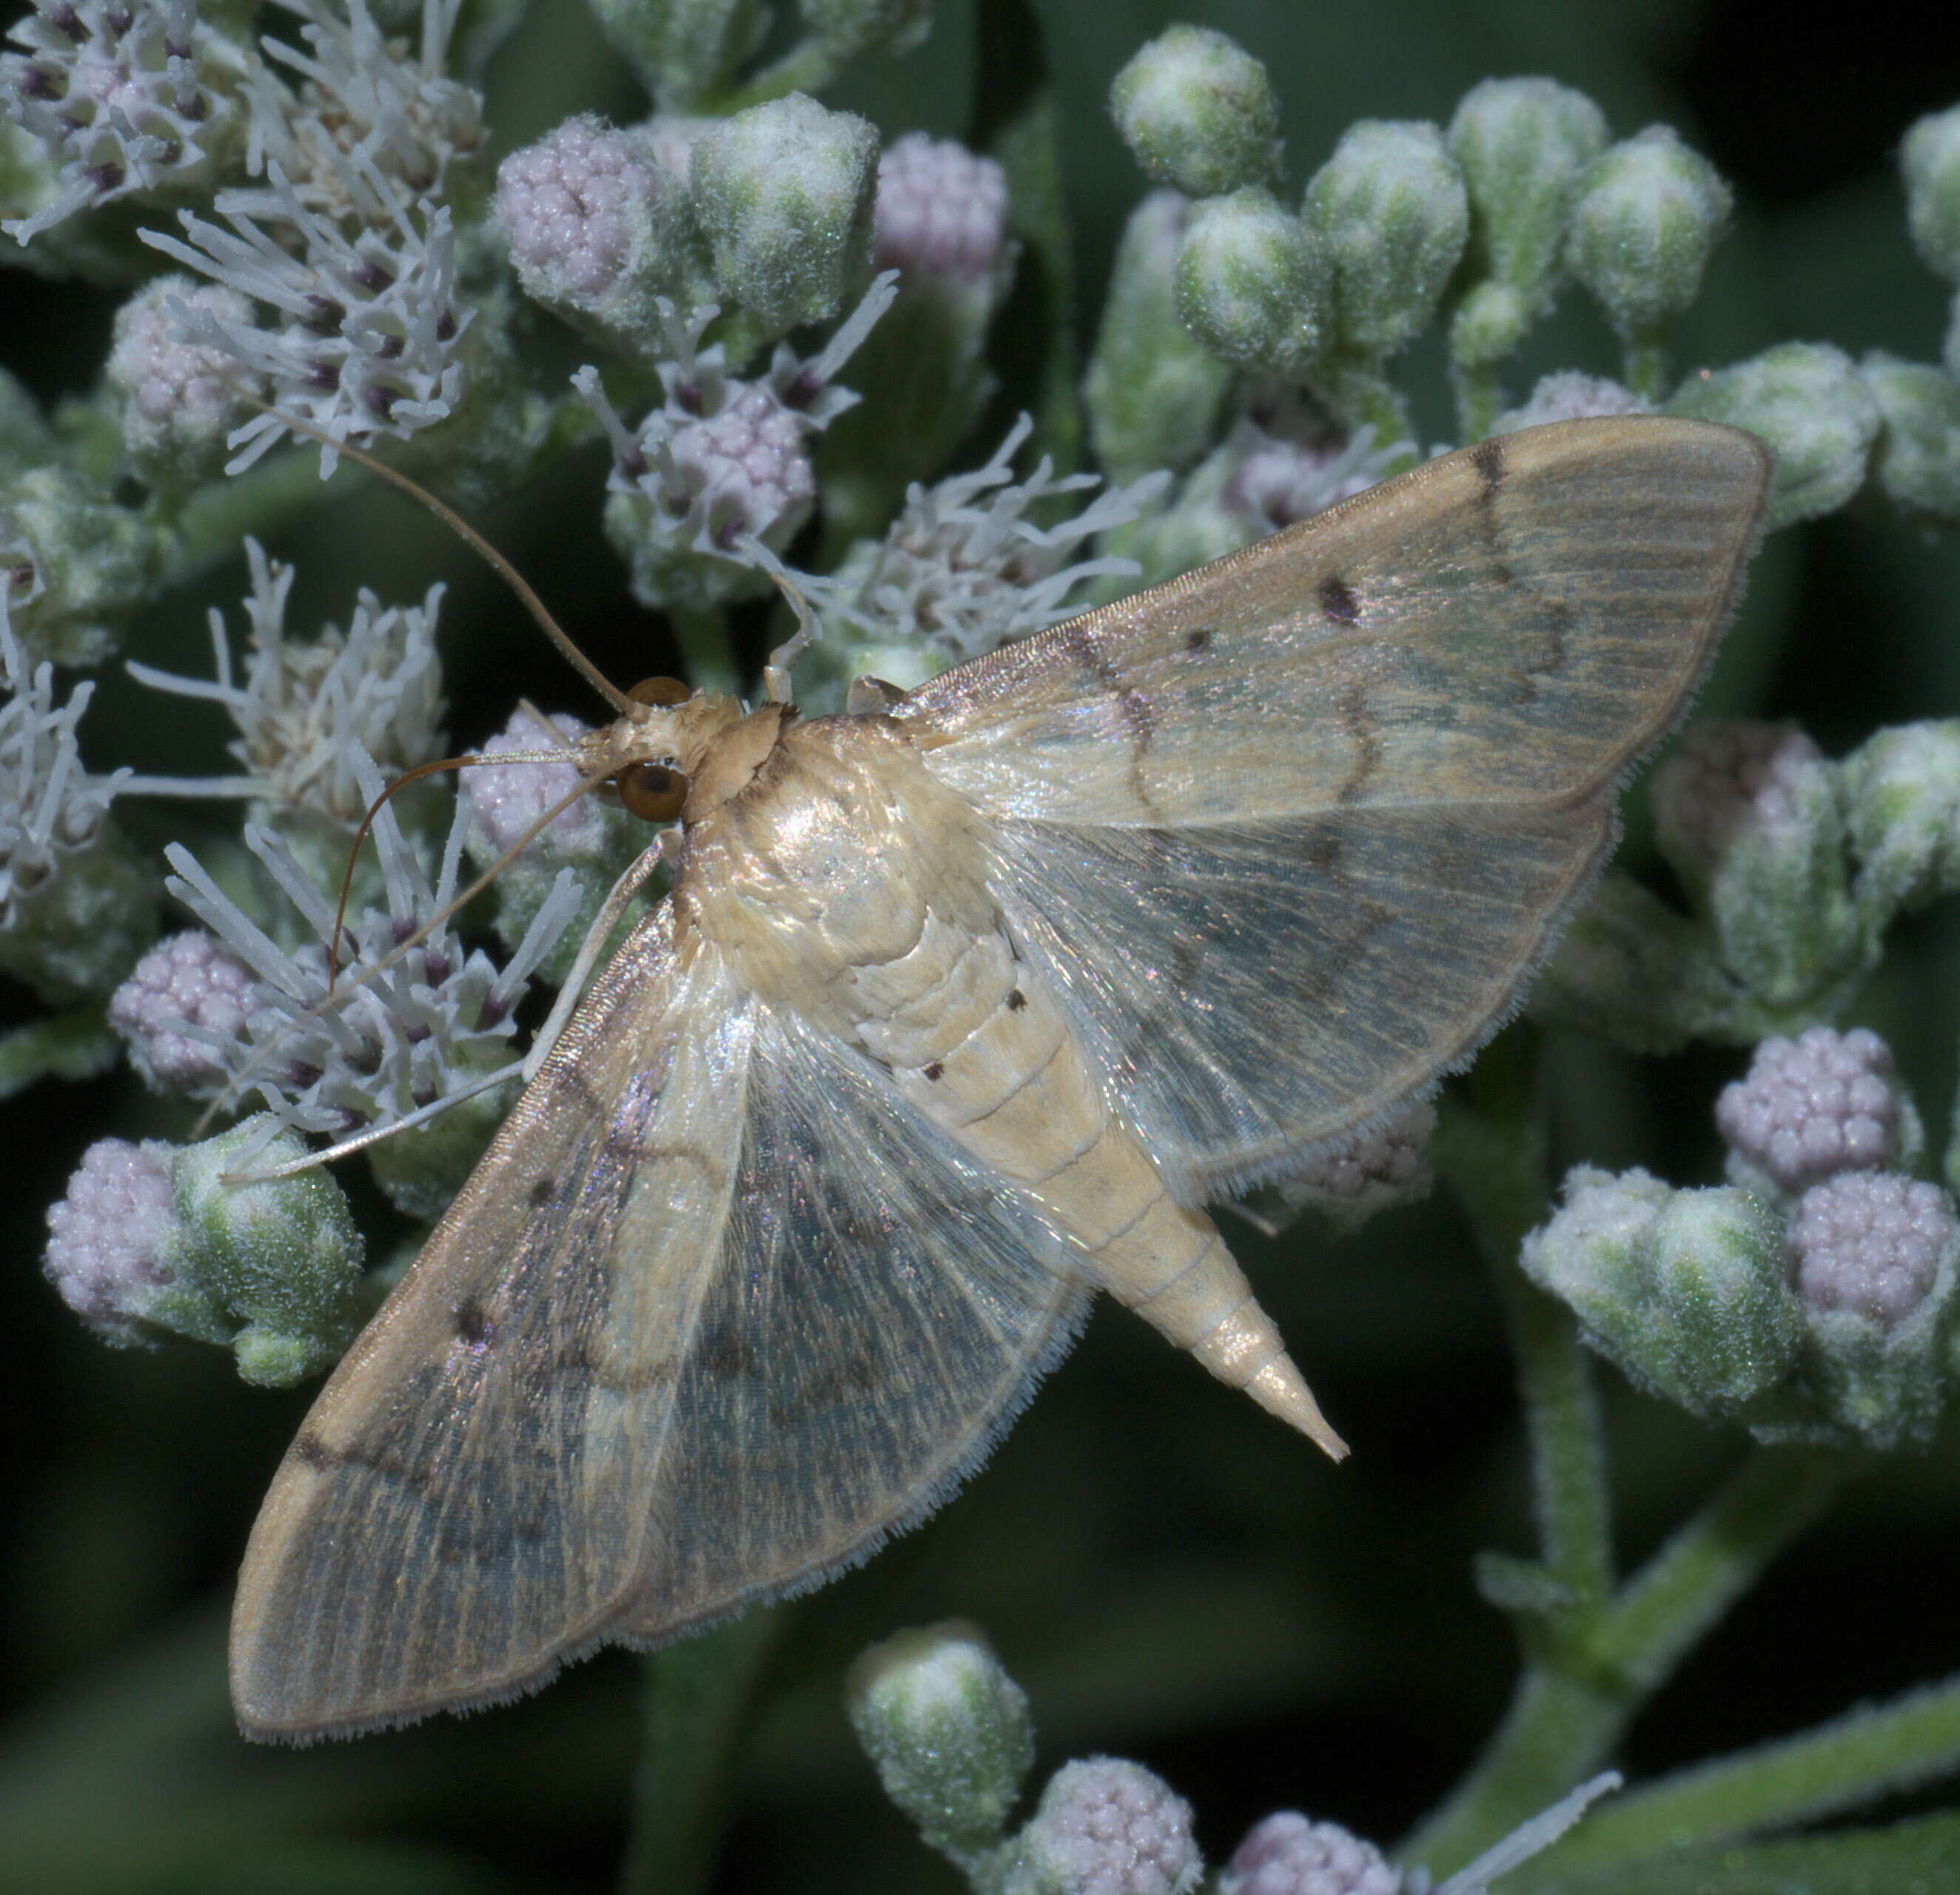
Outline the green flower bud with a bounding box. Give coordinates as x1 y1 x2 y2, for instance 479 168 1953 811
1174 187 1327 380
1448 77 1609 302
0 818 158 1004
1565 126 1731 341
1861 352 1960 526
1668 343 1879 529
847 1622 1036 1861
1109 25 1281 199
364 1074 518 1224
1521 1167 1799 1422
1902 104 1960 284
1841 720 1960 913
45 1121 366 1386
0 366 51 479
1449 278 1531 372
588 0 768 109
690 95 879 337
800 0 936 64
1305 119 1469 360
0 465 158 666
1654 722 1863 1014
1085 192 1234 483
1533 871 1726 1055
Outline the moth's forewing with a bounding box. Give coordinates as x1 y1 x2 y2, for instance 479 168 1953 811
901 417 1771 1195
231 920 1083 1739
232 416 1771 1740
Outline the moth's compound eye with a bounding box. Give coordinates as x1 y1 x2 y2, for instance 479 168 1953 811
617 761 689 821
628 676 691 708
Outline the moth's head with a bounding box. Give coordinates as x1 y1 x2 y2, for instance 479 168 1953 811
577 678 777 824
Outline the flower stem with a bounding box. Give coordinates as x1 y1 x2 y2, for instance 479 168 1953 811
617 1609 784 1895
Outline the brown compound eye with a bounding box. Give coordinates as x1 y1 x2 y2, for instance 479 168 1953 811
617 761 689 822
627 675 690 708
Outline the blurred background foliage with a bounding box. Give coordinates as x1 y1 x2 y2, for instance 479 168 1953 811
3 0 1960 1890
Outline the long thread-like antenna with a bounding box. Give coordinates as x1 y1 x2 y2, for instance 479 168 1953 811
235 397 636 715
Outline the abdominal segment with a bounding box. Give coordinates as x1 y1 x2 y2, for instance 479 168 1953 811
848 910 1348 1458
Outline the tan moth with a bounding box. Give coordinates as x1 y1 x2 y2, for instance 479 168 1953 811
230 415 1771 1740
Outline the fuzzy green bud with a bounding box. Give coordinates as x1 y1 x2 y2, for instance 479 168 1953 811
588 0 768 108
847 1622 1036 1862
1522 1167 1799 1422
1450 278 1531 371
1902 105 1960 284
1842 720 1960 913
1086 191 1233 482
1565 126 1731 342
0 367 50 479
800 0 936 63
1109 25 1281 200
1668 343 1879 529
1174 186 1327 379
1860 352 1960 526
1654 721 1862 1014
1448 77 1608 302
0 465 158 666
0 818 158 1004
1305 119 1469 360
45 1121 365 1386
691 95 878 337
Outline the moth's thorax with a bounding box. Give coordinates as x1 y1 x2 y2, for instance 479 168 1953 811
676 713 996 1025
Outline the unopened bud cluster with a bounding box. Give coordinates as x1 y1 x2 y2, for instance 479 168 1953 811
1525 1024 1960 1449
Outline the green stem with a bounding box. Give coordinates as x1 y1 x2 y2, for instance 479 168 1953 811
158 446 361 586
672 606 742 697
1622 330 1671 405
1314 361 1420 471
1454 362 1504 444
1521 1670 1960 1879
1405 1443 1852 1874
616 1609 784 1895
714 38 846 112
0 1003 119 1101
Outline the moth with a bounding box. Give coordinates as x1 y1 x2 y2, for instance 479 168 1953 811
231 415 1771 1740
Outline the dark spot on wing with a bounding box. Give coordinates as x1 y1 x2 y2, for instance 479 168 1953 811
1318 574 1360 625
1185 627 1213 652
1007 989 1027 1011
526 1175 555 1207
1060 620 1162 814
1471 436 1506 494
1303 829 1345 877
294 1430 335 1470
923 1060 944 1081
454 1300 495 1349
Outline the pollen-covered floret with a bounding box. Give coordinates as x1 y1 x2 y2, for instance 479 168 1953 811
498 115 661 301
1273 1100 1435 1230
110 929 257 1092
1652 720 1828 878
461 706 603 860
1218 1813 1400 1895
1790 1172 1956 1330
873 133 1010 281
44 1136 177 1344
1716 1027 1906 1194
106 275 261 484
1 0 245 244
1014 1757 1203 1895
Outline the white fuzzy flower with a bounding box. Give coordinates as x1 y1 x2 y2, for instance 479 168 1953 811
1652 720 1828 881
0 596 121 932
141 153 471 473
845 415 1168 668
1219 1814 1400 1895
1010 1757 1203 1895
159 751 579 1140
127 537 446 825
1492 371 1651 434
460 705 603 862
0 0 246 243
1275 1100 1437 1230
107 274 263 481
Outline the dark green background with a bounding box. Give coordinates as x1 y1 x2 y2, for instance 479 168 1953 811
2 1 1959 1888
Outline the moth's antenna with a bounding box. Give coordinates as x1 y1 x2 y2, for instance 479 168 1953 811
233 397 637 716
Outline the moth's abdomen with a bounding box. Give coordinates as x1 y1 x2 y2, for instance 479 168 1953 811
860 918 1346 1458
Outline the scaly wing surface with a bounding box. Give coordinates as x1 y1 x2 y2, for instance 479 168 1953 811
900 419 1771 1188
232 908 1083 1740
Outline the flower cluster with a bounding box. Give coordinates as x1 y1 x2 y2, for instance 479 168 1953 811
0 0 246 244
